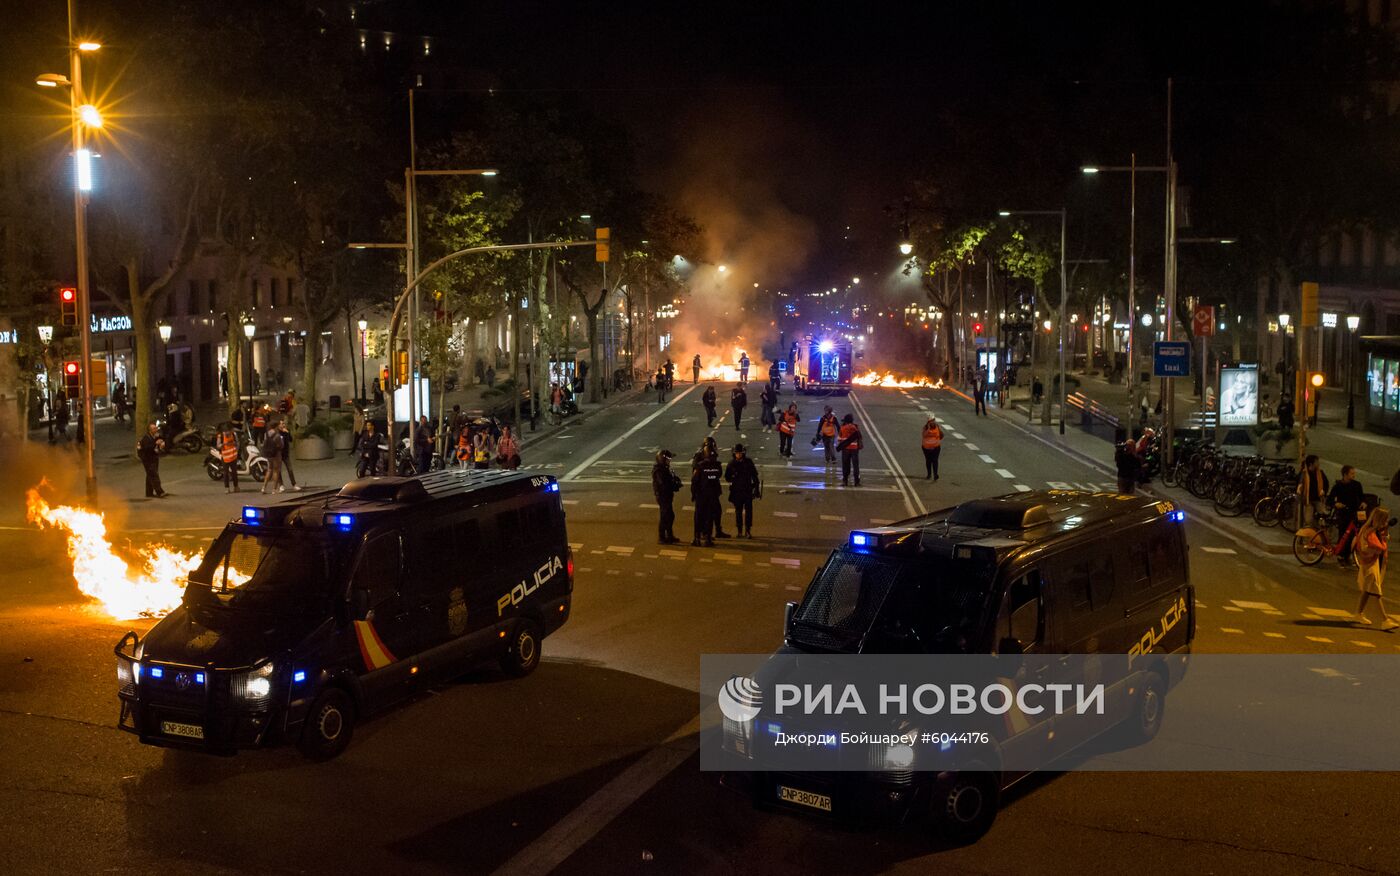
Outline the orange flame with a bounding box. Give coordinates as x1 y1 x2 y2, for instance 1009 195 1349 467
25 481 202 619
852 371 945 389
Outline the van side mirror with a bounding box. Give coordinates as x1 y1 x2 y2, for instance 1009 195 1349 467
784 601 797 640
998 637 1024 656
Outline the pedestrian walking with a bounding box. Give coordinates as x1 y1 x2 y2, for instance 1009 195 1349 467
837 413 862 487
656 367 669 403
415 415 436 473
1353 507 1397 630
251 405 267 445
759 383 776 431
496 425 520 469
768 360 780 390
731 383 748 431
652 450 681 544
815 406 838 463
137 421 167 498
111 381 127 424
973 372 988 416
702 385 718 427
778 403 799 457
260 422 285 493
921 417 943 480
278 419 301 491
216 421 241 493
356 421 381 477
1031 374 1043 405
1114 440 1142 495
725 443 761 538
692 354 701 384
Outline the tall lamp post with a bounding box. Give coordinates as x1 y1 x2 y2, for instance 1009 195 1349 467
357 318 368 404
35 6 103 499
38 325 55 442
1346 313 1361 429
999 208 1068 433
243 320 256 410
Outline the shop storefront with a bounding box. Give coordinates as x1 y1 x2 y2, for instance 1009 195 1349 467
1361 336 1400 436
90 311 135 416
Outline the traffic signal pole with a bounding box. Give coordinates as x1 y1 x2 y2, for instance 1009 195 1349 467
69 16 97 501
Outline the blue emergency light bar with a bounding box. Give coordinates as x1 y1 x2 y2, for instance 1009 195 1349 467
242 506 264 524
547 482 560 493
324 513 355 532
293 670 306 683
1168 510 1186 523
150 667 164 679
195 672 205 684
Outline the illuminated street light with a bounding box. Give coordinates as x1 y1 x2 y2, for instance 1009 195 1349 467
1278 313 1290 328
157 323 172 342
1141 313 1154 327
852 277 860 284
35 73 70 87
718 265 728 273
898 241 913 256
77 41 101 52
1081 166 1101 174
38 325 54 345
78 104 103 128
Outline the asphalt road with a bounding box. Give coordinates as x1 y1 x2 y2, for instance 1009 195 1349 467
1 383 1398 875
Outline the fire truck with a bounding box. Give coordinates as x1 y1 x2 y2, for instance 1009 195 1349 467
792 336 853 395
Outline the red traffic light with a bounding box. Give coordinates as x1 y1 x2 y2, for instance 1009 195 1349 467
972 322 984 334
60 287 76 302
64 361 80 375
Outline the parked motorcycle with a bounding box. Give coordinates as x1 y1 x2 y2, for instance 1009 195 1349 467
204 439 270 482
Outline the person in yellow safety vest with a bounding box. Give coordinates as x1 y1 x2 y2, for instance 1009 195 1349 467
456 426 473 468
777 403 799 458
816 406 839 464
472 430 493 470
921 416 944 480
216 422 241 493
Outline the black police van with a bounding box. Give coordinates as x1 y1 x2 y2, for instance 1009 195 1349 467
115 470 573 759
721 490 1193 840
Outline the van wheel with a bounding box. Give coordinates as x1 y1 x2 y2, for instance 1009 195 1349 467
501 620 542 677
1122 670 1167 745
298 688 355 761
931 769 999 843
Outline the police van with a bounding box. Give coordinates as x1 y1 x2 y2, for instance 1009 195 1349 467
115 470 573 760
721 490 1193 840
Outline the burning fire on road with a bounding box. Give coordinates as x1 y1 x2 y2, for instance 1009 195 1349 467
851 371 945 389
25 480 203 619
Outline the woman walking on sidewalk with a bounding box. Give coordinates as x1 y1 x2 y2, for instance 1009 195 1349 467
1354 507 1397 630
921 417 943 480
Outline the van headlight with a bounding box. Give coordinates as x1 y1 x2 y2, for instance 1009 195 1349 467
883 743 915 770
722 716 755 758
233 662 276 704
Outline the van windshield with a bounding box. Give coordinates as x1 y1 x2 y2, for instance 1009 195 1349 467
790 551 994 654
187 528 338 614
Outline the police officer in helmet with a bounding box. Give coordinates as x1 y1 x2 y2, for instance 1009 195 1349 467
652 450 682 544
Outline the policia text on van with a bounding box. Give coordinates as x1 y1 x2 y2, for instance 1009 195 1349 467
115 470 573 760
719 491 1194 842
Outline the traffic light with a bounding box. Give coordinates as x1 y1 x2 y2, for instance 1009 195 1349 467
595 227 610 263
63 360 81 397
395 350 409 385
59 287 78 327
972 322 983 336
1309 371 1325 389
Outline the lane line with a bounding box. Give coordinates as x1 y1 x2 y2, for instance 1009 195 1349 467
978 454 996 464
1014 484 1032 492
849 390 923 519
995 468 1015 479
964 443 980 451
562 384 699 481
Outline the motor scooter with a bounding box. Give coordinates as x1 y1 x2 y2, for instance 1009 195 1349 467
204 436 269 482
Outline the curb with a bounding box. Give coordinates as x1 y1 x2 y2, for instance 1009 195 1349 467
963 390 1295 555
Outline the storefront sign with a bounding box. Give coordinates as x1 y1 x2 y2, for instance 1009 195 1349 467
90 314 133 333
0 330 16 344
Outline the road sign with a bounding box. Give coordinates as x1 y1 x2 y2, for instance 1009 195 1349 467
1192 304 1215 337
778 360 788 373
1153 341 1192 377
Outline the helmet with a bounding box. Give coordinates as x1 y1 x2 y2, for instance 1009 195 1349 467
656 449 674 463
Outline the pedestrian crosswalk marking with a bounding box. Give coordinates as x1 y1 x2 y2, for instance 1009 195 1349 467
597 501 619 507
1230 600 1279 611
1263 632 1286 638
713 552 741 562
770 557 801 568
786 585 802 591
774 511 798 518
639 503 659 509
1351 640 1377 648
951 433 966 440
1305 636 1335 643
820 514 846 521
1220 627 1245 634
1223 606 1244 612
870 518 894 525
562 499 579 505
606 546 634 555
569 542 583 549
1201 547 1237 554
1307 607 1355 618
659 549 687 559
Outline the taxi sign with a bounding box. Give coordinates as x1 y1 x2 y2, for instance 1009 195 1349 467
1153 341 1192 377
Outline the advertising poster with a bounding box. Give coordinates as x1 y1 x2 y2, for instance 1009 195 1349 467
1218 364 1260 426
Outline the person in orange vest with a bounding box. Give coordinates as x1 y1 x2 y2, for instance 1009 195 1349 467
921 416 944 480
777 402 799 458
836 413 863 487
456 424 473 469
216 421 241 493
251 405 268 445
496 425 520 470
815 405 839 464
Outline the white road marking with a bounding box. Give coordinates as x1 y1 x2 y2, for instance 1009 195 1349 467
1014 484 1032 492
1263 632 1286 638
995 468 1015 479
1223 606 1244 612
562 383 699 481
1305 636 1335 643
820 514 846 521
849 390 924 519
663 574 678 580
1230 600 1278 611
639 503 659 509
978 454 996 464
786 585 802 591
1201 546 1237 554
965 443 980 451
1351 640 1377 648
569 542 583 549
1220 627 1245 634
597 501 619 507
950 432 966 439
1308 607 1355 618
606 546 634 555
770 557 801 568
774 511 798 518
870 518 894 525
725 580 739 586
562 499 579 506
713 552 741 562
659 549 687 558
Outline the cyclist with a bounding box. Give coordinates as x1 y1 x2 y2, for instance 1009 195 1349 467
1328 465 1367 566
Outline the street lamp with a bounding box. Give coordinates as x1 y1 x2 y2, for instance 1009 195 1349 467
243 320 256 409
899 241 913 256
157 322 172 384
1346 313 1361 429
357 318 369 403
35 14 105 499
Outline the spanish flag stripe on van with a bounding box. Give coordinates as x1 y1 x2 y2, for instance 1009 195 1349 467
354 620 397 670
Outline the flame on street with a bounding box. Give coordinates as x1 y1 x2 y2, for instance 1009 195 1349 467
25 481 203 619
852 371 945 389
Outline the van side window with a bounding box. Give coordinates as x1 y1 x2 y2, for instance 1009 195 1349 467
1115 533 1151 595
354 533 401 606
1005 572 1043 647
1148 520 1185 585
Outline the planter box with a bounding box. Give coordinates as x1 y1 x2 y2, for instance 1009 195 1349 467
332 429 354 451
294 435 333 461
1254 435 1299 461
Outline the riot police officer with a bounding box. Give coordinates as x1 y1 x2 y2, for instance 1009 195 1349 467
652 450 681 544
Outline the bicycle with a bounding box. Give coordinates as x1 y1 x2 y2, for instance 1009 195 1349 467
1292 505 1364 566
